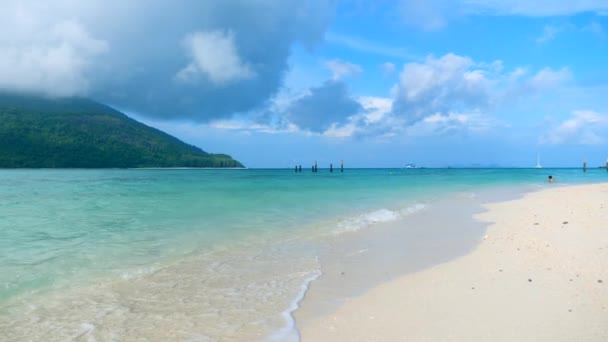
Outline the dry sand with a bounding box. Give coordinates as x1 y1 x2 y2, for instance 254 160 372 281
300 183 608 341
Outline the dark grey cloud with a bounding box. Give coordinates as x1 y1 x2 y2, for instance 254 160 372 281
286 80 362 132
0 0 335 121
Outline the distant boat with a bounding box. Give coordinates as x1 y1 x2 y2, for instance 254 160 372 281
535 153 542 169
404 164 417 169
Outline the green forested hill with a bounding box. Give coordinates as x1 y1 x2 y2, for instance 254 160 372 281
0 93 244 168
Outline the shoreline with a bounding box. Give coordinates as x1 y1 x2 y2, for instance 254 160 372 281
292 184 532 337
299 182 608 341
0 180 528 341
3 174 606 341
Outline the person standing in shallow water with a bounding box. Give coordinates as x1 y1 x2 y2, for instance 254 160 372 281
548 175 554 183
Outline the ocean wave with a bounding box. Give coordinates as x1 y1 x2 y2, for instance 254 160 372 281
265 270 322 342
332 203 427 235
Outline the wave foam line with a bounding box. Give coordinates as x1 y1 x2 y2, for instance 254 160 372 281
333 203 427 235
265 270 322 342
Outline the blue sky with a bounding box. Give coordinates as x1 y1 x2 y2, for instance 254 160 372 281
2 1 608 167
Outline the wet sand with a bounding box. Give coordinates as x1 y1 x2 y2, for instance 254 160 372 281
300 183 608 341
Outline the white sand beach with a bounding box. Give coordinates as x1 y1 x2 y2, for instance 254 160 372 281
301 183 608 341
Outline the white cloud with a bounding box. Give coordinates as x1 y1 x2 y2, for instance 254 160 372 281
424 112 468 124
391 53 495 124
397 53 478 101
527 67 572 90
216 73 514 140
388 53 571 136
358 96 393 124
322 96 397 139
536 25 562 43
146 116 302 136
0 19 108 97
508 67 528 81
273 53 572 141
421 111 499 132
176 30 255 85
325 59 362 80
209 119 300 135
325 32 420 60
541 110 608 145
324 122 358 138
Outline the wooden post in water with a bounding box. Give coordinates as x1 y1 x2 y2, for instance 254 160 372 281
294 165 298 172
330 163 333 172
314 161 318 173
299 165 302 172
341 160 344 172
583 160 587 173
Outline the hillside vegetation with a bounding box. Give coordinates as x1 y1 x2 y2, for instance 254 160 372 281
0 93 243 168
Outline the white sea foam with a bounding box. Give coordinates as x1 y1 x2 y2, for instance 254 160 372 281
459 192 477 199
120 266 157 280
74 322 96 340
399 203 427 216
332 203 426 235
346 248 369 257
265 270 322 342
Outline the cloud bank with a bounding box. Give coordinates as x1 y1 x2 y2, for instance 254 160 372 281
0 0 593 144
541 110 608 145
312 53 569 139
0 0 334 121
232 52 572 140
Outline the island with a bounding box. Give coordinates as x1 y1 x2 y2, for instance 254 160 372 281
0 93 243 168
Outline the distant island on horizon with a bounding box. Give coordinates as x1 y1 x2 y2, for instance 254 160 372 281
0 93 243 169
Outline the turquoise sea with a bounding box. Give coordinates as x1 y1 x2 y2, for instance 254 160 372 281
1 168 607 340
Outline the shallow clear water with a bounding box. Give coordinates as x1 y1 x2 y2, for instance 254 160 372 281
0 168 606 340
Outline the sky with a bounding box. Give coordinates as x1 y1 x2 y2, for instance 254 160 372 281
1 0 608 168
